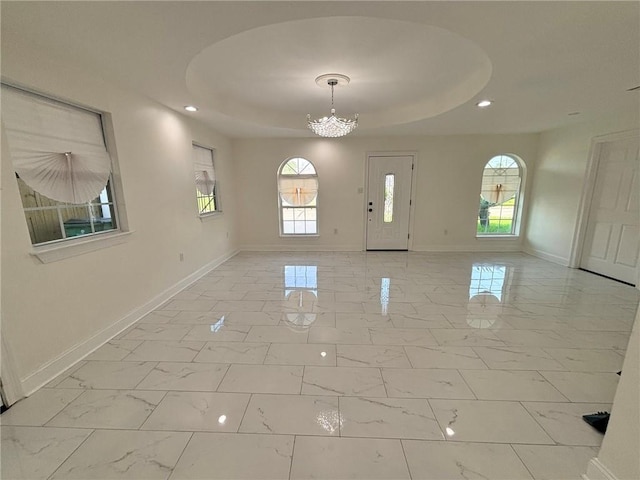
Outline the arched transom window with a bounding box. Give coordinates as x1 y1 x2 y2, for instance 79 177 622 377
278 157 318 235
477 154 524 235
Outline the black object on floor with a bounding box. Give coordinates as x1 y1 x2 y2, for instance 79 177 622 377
582 411 610 433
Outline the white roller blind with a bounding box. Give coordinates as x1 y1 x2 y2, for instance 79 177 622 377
193 144 215 195
1 85 112 204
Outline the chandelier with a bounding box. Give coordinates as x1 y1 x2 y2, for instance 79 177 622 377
307 74 358 138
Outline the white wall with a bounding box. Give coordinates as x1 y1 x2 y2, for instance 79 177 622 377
524 113 639 265
1 44 239 393
233 134 539 251
586 307 639 480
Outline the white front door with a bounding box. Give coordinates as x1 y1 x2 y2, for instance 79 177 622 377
581 135 639 284
366 155 414 250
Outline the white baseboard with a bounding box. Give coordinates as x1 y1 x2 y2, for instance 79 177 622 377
583 458 619 480
20 249 239 396
240 244 362 252
411 243 523 253
523 246 570 266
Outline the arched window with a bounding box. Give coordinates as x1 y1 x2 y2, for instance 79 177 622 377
477 154 525 235
278 157 318 235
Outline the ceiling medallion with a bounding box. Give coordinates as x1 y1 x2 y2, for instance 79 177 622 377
307 74 358 138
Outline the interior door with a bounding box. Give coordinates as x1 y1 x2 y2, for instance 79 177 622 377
581 136 639 284
366 155 413 250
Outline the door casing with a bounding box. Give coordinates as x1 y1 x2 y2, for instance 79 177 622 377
364 152 417 251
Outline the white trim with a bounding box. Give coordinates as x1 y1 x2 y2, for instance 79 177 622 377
523 246 570 266
583 458 620 480
411 242 523 253
20 248 239 395
31 230 132 263
240 244 362 252
569 129 640 268
199 211 224 222
1 336 25 406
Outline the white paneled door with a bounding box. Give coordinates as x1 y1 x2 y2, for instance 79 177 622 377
581 135 639 285
366 155 414 250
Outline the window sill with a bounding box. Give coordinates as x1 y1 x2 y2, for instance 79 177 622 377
199 211 223 222
31 231 133 264
476 234 520 239
279 234 320 238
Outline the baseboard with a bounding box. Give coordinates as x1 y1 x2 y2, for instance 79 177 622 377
20 249 239 396
583 458 619 480
523 246 570 266
411 243 523 253
240 244 362 252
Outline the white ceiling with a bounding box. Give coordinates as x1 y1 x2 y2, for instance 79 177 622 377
2 1 639 138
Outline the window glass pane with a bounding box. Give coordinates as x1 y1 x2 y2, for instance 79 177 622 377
293 220 305 234
19 176 117 244
283 221 294 234
281 157 316 176
282 208 294 220
24 209 62 244
306 207 317 220
384 174 395 223
197 189 216 214
305 221 317 234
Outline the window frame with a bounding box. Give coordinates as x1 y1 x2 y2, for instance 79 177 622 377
2 82 126 252
192 142 221 218
277 157 319 237
476 154 526 238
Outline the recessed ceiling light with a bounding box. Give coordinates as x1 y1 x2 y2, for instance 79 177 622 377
184 105 198 112
476 100 493 108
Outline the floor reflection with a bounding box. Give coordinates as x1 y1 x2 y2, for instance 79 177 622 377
380 277 391 315
283 265 317 329
467 264 509 328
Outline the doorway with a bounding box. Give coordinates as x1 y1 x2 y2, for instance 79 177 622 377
366 154 414 250
579 134 639 285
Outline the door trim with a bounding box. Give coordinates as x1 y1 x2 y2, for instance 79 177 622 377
363 151 418 251
569 130 640 286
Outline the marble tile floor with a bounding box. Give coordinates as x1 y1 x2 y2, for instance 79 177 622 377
2 251 638 479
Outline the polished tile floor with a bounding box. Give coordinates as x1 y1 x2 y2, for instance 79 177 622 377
2 252 638 479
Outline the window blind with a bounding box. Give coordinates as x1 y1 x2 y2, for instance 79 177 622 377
1 85 112 204
193 144 215 195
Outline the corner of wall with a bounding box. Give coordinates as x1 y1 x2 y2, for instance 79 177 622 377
19 248 239 396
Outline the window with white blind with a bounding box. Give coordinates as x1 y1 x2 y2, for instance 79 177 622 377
278 157 318 235
193 144 219 216
477 154 525 236
2 84 120 245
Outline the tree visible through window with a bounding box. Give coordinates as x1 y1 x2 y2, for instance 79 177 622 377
477 155 523 235
278 157 318 235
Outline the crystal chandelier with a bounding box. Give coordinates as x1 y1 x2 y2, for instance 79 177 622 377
307 74 358 138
